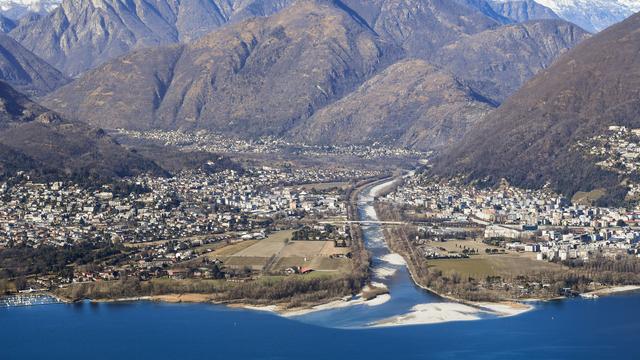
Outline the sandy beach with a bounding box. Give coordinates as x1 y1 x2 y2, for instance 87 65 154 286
585 285 640 296
475 301 534 317
372 303 486 327
370 300 533 327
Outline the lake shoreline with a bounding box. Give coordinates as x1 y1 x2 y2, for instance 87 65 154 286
11 259 638 327
11 280 637 323
9 176 640 327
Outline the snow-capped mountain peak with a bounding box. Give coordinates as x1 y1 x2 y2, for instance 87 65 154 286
535 0 640 32
0 0 61 20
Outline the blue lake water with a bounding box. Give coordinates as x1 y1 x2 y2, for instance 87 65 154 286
2 180 640 359
292 180 449 328
2 294 640 359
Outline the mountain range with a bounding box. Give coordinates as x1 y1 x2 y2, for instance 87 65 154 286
0 0 635 200
40 0 587 150
432 11 640 202
8 0 295 76
535 0 640 32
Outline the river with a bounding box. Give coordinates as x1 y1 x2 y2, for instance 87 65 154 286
2 179 640 359
291 179 501 328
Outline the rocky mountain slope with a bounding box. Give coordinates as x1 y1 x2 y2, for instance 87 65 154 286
8 0 294 76
42 0 588 146
432 19 589 103
0 0 59 20
536 0 640 32
455 0 514 23
0 33 68 96
291 59 496 150
0 80 163 181
489 0 560 22
343 0 501 58
433 12 640 200
43 0 401 135
0 13 15 32
291 19 586 148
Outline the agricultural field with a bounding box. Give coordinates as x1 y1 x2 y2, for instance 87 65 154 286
425 239 502 254
425 239 563 278
207 230 351 274
428 254 563 278
233 232 291 257
206 240 258 256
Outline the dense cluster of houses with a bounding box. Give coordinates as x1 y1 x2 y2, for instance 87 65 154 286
117 129 289 154
382 173 640 262
575 125 640 199
115 128 428 160
576 126 640 176
0 166 365 249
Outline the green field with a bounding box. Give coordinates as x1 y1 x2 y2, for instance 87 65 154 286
426 239 502 253
429 254 563 278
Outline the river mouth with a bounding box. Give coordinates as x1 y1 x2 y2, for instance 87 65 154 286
0 179 518 328
290 179 504 329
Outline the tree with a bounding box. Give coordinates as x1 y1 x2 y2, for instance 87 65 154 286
14 276 27 291
0 279 10 294
209 263 225 279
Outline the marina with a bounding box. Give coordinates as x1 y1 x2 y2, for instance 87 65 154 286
0 293 61 308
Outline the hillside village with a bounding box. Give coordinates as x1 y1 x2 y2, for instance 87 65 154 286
576 126 640 176
575 125 640 198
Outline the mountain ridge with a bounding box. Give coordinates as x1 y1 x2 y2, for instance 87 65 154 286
535 0 640 32
8 0 295 76
0 33 69 96
0 80 164 182
432 12 640 200
42 0 403 134
290 58 497 150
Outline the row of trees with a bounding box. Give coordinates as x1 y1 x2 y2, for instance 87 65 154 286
57 274 363 308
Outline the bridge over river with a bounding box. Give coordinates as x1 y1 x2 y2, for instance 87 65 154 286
318 220 407 226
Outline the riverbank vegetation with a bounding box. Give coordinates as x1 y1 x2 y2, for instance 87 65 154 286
56 273 365 308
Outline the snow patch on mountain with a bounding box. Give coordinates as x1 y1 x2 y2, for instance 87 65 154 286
0 0 60 20
534 0 640 32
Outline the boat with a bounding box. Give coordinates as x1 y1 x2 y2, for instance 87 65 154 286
0 294 61 307
580 293 599 299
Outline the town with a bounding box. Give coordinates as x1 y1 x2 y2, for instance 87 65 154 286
575 125 640 177
113 128 430 160
373 170 640 301
0 164 381 297
380 171 640 263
